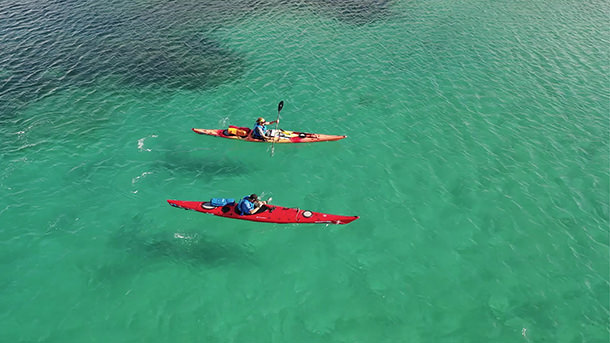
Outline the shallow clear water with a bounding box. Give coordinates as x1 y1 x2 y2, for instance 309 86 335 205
1 1 608 341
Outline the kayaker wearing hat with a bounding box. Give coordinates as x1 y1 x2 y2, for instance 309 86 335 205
251 117 279 141
237 193 268 215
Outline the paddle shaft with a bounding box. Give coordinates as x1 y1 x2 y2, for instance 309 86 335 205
271 101 283 155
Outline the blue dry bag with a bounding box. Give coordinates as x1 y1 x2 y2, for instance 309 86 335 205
210 198 235 207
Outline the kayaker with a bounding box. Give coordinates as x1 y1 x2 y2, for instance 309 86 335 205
237 194 268 215
251 117 279 141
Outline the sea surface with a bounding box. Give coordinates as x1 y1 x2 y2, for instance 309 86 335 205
0 1 608 342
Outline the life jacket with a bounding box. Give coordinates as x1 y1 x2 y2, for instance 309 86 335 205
237 196 254 215
252 123 267 139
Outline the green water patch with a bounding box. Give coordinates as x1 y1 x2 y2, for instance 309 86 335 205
288 0 394 25
141 0 395 26
0 1 247 119
0 0 399 119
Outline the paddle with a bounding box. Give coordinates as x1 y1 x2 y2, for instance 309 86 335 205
270 101 283 156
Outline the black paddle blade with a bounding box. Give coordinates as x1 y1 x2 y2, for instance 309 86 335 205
278 101 284 112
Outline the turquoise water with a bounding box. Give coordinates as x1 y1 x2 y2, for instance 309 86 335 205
1 0 608 341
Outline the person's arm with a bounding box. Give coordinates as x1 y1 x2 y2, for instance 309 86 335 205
262 121 278 141
256 126 274 141
250 200 266 213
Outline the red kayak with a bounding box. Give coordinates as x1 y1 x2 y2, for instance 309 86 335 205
167 199 359 224
192 126 346 143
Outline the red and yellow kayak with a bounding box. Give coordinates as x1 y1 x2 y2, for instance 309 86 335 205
192 126 346 143
167 199 359 224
